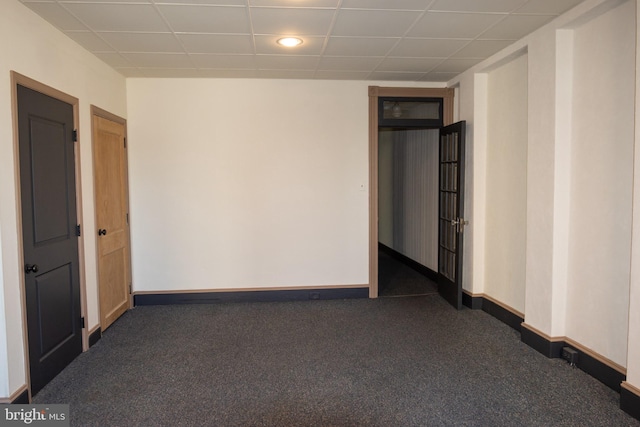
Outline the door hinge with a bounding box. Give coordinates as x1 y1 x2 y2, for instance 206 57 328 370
126 213 129 225
76 224 81 236
80 317 85 329
129 283 132 294
72 129 78 142
124 137 127 149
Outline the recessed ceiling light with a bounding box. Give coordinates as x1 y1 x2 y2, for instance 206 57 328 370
276 37 303 47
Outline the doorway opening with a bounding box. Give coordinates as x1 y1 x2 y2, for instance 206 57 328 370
369 87 465 308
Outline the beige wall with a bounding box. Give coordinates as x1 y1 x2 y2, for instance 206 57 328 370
451 0 638 379
484 53 528 314
0 1 127 399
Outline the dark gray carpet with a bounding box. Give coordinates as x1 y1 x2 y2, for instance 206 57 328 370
379 251 438 297
34 296 639 426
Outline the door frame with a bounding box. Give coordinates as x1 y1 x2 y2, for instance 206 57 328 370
10 71 89 399
90 105 133 328
368 86 455 298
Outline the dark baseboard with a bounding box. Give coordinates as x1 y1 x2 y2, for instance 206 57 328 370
621 385 640 421
464 294 625 397
462 292 482 310
520 326 564 358
561 344 625 392
378 243 438 281
134 287 369 306
481 298 523 332
89 328 101 347
11 389 29 404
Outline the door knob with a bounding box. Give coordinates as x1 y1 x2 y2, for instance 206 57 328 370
25 264 39 274
98 229 107 236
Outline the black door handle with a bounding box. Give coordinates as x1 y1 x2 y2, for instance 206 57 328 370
25 264 39 274
98 229 107 236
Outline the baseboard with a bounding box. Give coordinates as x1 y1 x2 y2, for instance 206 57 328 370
0 385 29 404
520 323 626 393
462 291 482 310
134 287 369 306
481 295 524 332
89 327 102 347
378 243 438 281
621 382 640 421
562 338 626 392
520 323 565 358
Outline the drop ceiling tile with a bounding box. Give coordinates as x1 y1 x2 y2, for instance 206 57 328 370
429 0 528 13
121 53 196 68
199 69 259 78
155 0 245 4
314 70 372 79
376 57 442 72
432 58 482 72
190 54 256 68
258 69 316 78
388 38 469 57
515 0 585 15
94 52 134 68
98 32 183 53
318 56 382 71
63 3 169 32
324 37 398 56
249 0 339 7
159 5 249 33
255 55 320 70
58 0 152 3
479 14 554 39
255 35 325 54
250 8 334 35
23 2 87 31
138 68 203 77
332 9 421 37
369 71 427 81
408 12 505 38
421 72 459 82
340 0 428 10
178 34 254 54
65 31 114 52
451 39 514 58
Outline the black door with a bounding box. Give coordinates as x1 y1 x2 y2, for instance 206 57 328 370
17 85 82 395
438 121 466 309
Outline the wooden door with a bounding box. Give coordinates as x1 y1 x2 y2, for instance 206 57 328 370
17 85 83 395
438 121 466 309
93 113 130 330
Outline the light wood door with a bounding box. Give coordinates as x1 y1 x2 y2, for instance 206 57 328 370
93 113 130 330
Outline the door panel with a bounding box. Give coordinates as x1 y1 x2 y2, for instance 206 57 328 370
438 121 466 309
18 84 82 395
93 114 130 330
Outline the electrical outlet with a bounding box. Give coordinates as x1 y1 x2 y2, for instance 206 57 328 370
562 346 579 366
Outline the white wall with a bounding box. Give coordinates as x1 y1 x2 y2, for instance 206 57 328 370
451 0 638 377
484 53 528 313
127 78 379 292
390 129 439 270
565 0 635 367
0 1 126 399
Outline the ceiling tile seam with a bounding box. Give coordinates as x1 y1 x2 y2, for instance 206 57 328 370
150 1 199 68
245 0 259 59
367 0 437 78
55 0 143 73
313 0 343 79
